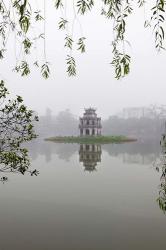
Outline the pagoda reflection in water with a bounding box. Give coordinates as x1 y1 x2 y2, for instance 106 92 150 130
79 144 102 172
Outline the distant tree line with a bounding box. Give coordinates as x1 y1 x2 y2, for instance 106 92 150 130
35 109 78 137
35 108 166 140
102 116 164 140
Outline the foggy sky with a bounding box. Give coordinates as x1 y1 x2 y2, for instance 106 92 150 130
1 1 166 119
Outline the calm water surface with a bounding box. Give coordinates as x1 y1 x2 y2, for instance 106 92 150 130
0 139 165 250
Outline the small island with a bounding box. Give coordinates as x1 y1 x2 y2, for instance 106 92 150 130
45 135 137 144
45 108 137 144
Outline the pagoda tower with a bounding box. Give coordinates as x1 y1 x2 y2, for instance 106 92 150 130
79 108 102 136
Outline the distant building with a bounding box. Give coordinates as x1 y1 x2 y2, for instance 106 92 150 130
117 105 166 119
79 108 102 136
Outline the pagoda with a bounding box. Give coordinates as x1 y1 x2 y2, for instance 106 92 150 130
79 108 102 136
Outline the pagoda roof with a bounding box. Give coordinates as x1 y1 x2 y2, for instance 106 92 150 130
84 107 96 112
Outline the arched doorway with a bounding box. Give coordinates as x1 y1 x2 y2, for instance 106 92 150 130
92 129 95 135
86 129 89 135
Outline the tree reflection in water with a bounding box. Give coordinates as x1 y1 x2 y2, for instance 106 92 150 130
154 143 166 213
79 144 102 172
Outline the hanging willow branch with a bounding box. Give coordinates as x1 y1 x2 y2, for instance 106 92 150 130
0 0 166 79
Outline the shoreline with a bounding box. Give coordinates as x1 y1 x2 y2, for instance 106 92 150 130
45 136 137 144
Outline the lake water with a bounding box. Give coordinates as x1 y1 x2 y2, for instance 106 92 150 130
0 139 166 250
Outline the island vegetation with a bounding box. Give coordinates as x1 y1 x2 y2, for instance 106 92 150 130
45 135 137 144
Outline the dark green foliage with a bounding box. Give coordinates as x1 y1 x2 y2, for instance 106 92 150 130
13 0 30 34
77 0 94 15
137 0 146 7
58 18 68 30
65 35 73 49
50 0 166 78
155 148 166 214
77 37 86 53
0 81 38 180
157 182 166 213
0 49 5 59
55 0 63 9
111 43 130 79
66 55 76 76
41 62 50 79
151 0 165 50
0 0 49 79
34 11 44 21
14 61 30 76
23 38 32 54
